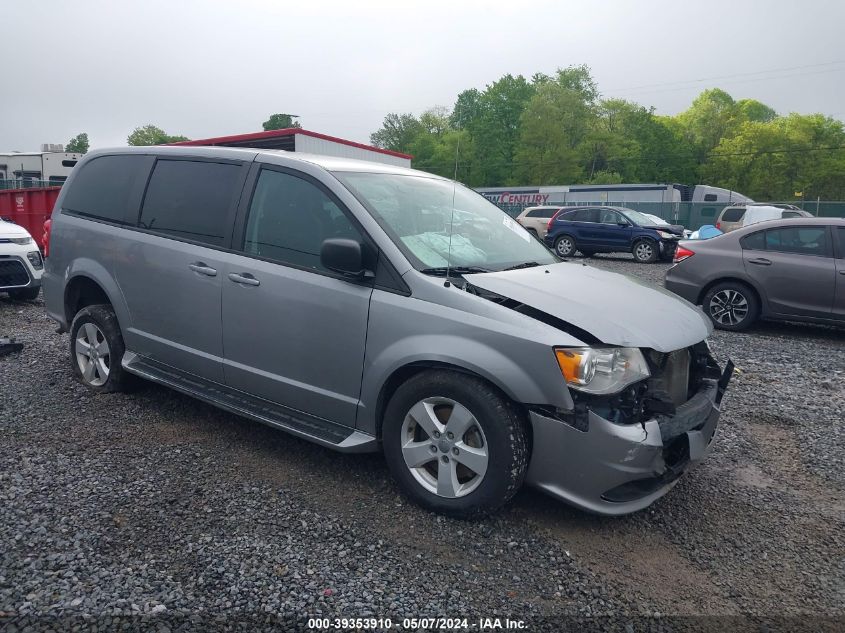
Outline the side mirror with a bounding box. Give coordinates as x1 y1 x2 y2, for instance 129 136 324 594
320 238 371 279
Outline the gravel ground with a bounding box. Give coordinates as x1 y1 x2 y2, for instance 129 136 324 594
1 257 843 632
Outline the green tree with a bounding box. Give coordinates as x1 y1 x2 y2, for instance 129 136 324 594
737 99 777 123
466 74 536 185
369 113 423 152
262 113 301 130
702 113 845 200
675 88 741 169
513 81 589 184
66 132 89 154
127 125 189 146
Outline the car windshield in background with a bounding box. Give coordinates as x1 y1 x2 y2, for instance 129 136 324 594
334 172 558 272
623 209 660 227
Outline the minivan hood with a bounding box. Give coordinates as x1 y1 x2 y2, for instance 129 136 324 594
0 220 31 239
464 263 712 353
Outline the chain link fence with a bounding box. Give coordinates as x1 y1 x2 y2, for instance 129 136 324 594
0 179 64 191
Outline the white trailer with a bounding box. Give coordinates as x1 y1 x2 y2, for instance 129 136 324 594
0 150 82 185
476 183 752 207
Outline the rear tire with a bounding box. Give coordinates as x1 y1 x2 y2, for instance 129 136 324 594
702 282 759 331
382 370 529 518
632 238 658 263
554 234 576 257
8 286 40 301
69 304 133 393
527 228 539 240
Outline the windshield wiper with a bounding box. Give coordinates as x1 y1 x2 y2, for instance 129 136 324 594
419 266 491 277
501 261 541 271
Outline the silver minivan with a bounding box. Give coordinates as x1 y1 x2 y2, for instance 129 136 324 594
43 147 732 517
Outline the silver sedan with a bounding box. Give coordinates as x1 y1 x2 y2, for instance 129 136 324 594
664 217 845 331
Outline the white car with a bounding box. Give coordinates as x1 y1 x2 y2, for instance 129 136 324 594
0 219 43 300
642 213 693 239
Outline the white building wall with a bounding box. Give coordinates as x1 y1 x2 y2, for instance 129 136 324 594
294 134 411 168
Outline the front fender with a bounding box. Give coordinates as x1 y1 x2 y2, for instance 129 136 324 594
357 292 577 435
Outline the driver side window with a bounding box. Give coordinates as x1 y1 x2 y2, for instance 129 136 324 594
599 209 622 224
243 169 364 272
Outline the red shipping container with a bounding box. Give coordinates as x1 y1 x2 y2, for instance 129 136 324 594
0 186 61 252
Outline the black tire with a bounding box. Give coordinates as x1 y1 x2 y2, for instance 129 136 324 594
526 228 539 240
632 238 659 263
8 286 40 301
702 282 760 331
382 370 529 518
69 304 133 393
554 234 576 257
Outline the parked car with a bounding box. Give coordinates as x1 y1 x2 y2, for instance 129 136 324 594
0 219 43 300
515 205 562 239
665 218 845 330
545 206 683 263
44 147 731 517
642 213 693 239
715 204 812 233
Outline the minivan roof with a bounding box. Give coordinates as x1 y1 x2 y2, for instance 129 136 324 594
83 146 442 179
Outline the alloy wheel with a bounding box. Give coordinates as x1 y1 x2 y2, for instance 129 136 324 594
75 322 110 387
400 397 488 498
709 289 749 326
556 237 574 257
634 241 654 261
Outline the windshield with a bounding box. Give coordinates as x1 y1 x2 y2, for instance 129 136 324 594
623 209 660 227
334 172 558 271
644 213 669 226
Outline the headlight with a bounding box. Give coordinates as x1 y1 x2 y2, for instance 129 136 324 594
11 236 33 245
656 230 677 239
26 250 43 270
554 347 651 395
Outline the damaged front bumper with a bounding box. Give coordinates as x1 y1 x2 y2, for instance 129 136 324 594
525 360 733 516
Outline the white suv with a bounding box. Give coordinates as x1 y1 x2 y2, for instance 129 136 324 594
0 219 43 300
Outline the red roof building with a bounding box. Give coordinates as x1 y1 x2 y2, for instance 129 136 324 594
169 128 412 168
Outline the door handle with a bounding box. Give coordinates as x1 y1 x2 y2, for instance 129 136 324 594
839 270 845 276
747 258 772 266
188 262 217 276
228 272 260 287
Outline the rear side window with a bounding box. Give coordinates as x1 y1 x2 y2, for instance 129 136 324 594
781 211 803 218
764 226 829 256
720 207 745 222
527 208 558 218
242 169 364 272
139 160 242 247
740 231 765 250
62 155 149 224
570 208 599 222
703 194 718 202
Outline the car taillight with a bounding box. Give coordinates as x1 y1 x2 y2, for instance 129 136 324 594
673 245 695 263
715 221 720 230
43 218 52 258
547 211 560 232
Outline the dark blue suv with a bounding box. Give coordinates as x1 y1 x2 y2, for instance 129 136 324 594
544 206 683 263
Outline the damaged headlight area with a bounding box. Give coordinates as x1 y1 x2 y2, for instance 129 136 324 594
554 346 650 396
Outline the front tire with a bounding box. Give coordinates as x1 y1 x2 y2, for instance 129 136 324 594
69 304 132 392
632 238 658 263
382 370 529 518
702 282 759 331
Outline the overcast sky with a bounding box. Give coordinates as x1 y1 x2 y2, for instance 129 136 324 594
2 0 844 152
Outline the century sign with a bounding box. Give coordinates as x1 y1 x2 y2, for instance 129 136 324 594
481 191 550 205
